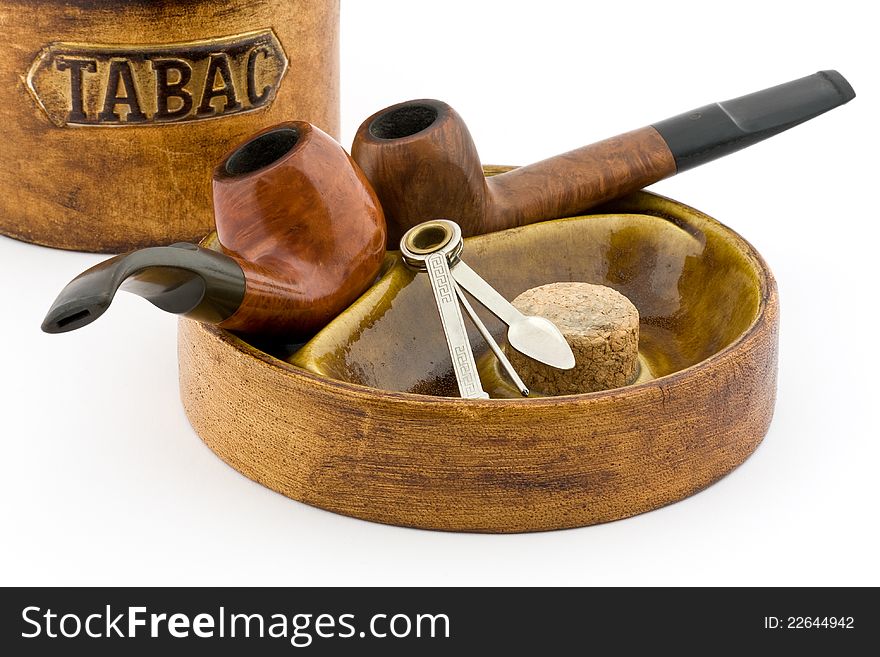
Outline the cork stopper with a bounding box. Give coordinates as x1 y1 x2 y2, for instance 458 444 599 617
506 282 640 395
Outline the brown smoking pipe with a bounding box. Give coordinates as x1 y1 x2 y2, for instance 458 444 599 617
43 122 387 338
352 71 855 243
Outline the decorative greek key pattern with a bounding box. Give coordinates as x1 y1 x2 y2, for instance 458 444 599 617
427 252 454 304
452 344 481 397
425 253 485 398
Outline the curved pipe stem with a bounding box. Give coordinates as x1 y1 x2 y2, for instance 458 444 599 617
42 244 246 334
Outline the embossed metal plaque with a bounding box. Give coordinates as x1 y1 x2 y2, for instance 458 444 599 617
27 29 288 127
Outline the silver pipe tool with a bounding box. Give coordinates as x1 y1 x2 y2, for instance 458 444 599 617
400 220 574 399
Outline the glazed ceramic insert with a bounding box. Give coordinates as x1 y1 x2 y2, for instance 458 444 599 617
270 191 764 398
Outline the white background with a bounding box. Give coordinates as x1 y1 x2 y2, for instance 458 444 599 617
2 0 877 586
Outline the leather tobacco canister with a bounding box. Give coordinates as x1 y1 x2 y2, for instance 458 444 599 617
1 0 340 252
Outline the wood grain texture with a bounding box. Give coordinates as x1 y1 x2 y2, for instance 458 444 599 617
212 122 386 338
488 127 676 232
0 0 339 252
352 99 676 244
179 195 778 533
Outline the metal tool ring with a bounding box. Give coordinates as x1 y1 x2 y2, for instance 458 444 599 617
400 220 463 271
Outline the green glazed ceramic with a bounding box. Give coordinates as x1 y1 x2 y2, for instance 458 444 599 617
287 190 763 398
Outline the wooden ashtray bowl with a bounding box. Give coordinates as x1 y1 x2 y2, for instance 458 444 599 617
179 190 778 532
